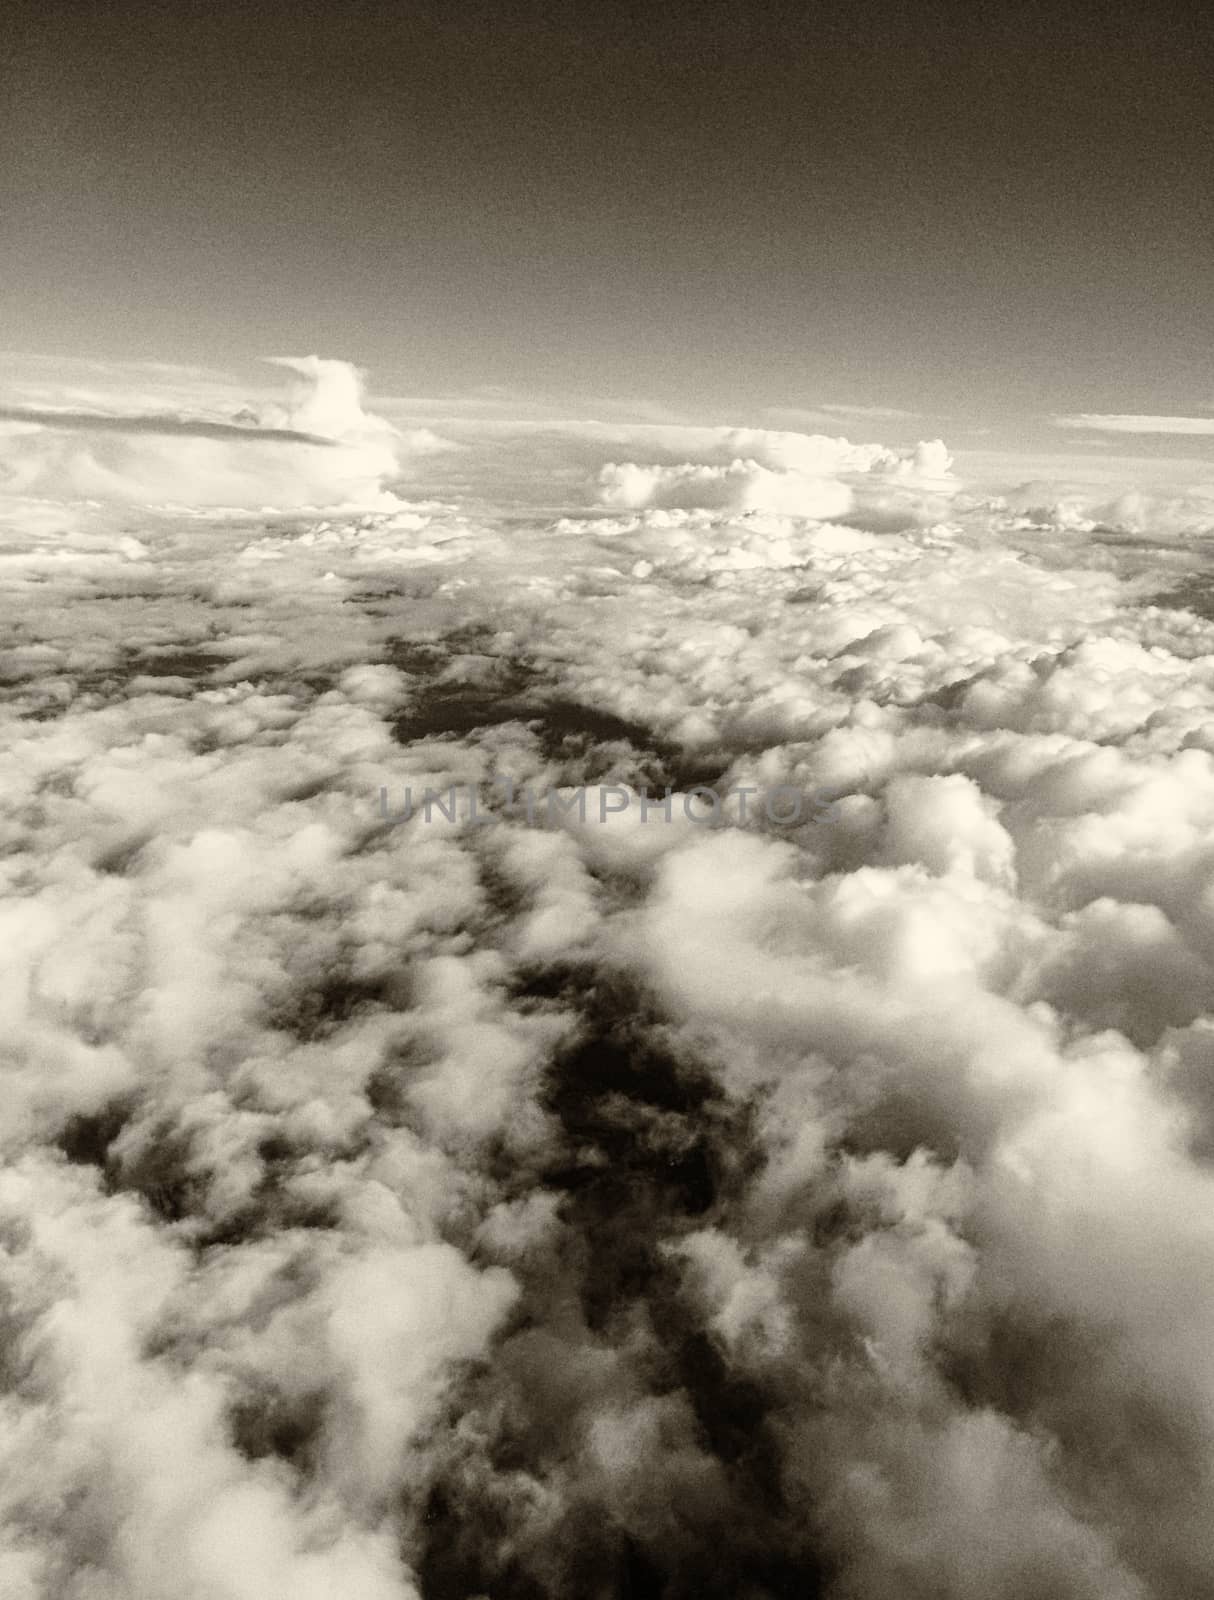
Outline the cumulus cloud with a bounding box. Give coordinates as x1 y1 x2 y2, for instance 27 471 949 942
263 356 389 442
0 357 417 511
597 431 955 522
7 359 1214 1596
598 456 856 518
988 477 1214 538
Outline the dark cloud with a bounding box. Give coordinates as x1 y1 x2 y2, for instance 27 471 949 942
0 402 337 446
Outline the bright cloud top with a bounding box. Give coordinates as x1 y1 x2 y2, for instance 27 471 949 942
599 432 956 519
0 357 409 511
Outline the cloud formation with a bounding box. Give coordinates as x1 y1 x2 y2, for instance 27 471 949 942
0 405 334 446
1053 413 1214 435
6 359 1214 1596
0 357 410 510
597 433 956 521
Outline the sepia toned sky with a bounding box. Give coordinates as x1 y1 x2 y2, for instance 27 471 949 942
12 12 1214 1597
5 0 1214 443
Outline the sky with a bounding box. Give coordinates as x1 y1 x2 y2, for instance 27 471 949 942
11 12 1214 1593
5 0 1214 446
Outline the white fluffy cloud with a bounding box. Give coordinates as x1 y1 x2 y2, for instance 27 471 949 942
6 358 1214 1596
0 358 412 511
598 457 857 518
597 431 956 520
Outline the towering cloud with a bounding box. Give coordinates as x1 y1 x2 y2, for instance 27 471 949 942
0 358 406 510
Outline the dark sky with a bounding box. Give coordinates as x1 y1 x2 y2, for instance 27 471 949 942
5 0 1214 427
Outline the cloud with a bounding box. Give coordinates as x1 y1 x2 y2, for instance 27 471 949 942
989 478 1214 537
598 457 856 518
0 403 335 446
264 355 390 442
1053 413 1214 435
0 357 418 511
766 403 922 426
596 432 956 522
9 357 1214 1596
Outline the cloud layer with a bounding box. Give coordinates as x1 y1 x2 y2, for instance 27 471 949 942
4 361 1214 1596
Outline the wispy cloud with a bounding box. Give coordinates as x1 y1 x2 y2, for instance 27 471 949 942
0 353 238 383
1053 413 1214 435
763 403 921 428
0 404 335 447
816 402 921 420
